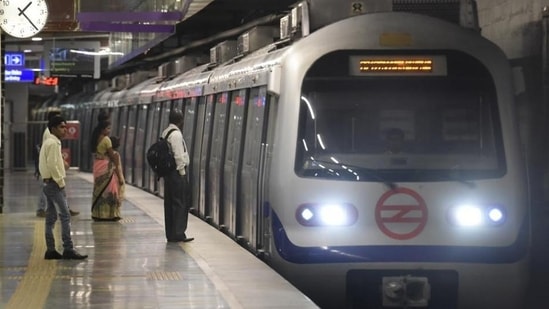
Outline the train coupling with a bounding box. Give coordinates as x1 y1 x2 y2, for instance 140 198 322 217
382 275 430 307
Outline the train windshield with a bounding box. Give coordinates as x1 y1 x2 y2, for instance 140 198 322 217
296 50 505 182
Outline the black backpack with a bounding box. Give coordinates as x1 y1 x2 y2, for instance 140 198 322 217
147 129 177 178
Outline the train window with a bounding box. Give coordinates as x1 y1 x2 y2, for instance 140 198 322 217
296 50 505 182
243 87 268 166
182 97 198 154
225 89 248 162
210 92 231 164
173 99 184 114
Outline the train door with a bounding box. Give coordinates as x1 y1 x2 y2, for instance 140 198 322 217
157 101 173 197
124 105 138 185
183 97 199 210
110 107 120 137
222 89 248 236
182 98 198 150
118 106 129 180
191 96 208 214
197 94 219 219
173 99 183 112
209 91 237 227
80 106 93 172
146 102 162 193
134 104 148 187
239 87 271 250
89 108 104 171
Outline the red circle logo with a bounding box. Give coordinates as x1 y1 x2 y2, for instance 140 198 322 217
375 187 428 240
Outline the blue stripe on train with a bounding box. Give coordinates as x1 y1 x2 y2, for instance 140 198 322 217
271 210 530 264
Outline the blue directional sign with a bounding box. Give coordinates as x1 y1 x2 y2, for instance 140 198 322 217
4 52 33 82
4 52 25 67
5 69 35 82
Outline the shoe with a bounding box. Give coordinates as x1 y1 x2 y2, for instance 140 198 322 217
62 250 88 260
69 209 80 216
36 209 46 217
44 250 63 260
167 237 194 243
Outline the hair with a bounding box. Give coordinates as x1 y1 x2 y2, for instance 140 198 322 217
110 136 120 150
48 115 66 131
169 109 184 125
97 110 110 122
47 110 61 121
90 120 112 153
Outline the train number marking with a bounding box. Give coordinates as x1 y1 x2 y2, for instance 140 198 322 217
375 187 428 240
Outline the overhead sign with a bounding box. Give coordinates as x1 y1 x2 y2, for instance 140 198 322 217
77 11 180 33
43 40 100 79
4 52 34 83
5 69 35 83
4 52 24 66
35 76 59 86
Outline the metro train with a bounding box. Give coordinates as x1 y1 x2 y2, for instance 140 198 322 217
45 1 529 308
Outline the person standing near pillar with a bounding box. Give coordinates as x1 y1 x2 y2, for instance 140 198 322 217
36 110 79 217
40 115 88 260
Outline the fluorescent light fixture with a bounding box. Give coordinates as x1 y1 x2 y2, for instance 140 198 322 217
70 49 124 56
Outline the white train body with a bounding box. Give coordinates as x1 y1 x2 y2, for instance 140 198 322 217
263 12 529 309
64 3 529 309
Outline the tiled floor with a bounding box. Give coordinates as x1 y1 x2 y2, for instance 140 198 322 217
0 170 318 309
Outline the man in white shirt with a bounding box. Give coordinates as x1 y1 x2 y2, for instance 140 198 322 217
161 110 193 243
39 115 88 260
36 110 80 217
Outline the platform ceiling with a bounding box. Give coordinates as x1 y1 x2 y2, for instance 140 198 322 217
102 0 298 77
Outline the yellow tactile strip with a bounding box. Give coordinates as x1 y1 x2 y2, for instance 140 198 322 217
6 221 57 309
146 271 183 281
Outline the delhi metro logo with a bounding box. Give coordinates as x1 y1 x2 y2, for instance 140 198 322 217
375 187 428 240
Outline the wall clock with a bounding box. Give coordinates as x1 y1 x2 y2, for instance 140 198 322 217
0 0 49 38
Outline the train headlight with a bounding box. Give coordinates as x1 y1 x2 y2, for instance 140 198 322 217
296 203 358 226
448 204 506 227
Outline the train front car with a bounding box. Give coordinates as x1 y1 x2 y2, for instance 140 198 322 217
266 7 529 309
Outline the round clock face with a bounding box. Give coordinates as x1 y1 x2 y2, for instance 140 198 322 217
0 0 49 38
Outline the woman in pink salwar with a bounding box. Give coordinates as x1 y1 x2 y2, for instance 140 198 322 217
91 120 125 221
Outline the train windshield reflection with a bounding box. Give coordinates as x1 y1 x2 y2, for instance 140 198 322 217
295 51 505 182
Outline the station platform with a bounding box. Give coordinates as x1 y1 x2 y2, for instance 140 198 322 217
0 170 319 309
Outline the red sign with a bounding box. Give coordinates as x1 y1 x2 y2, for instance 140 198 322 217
34 76 59 86
65 121 80 140
375 187 428 240
61 148 71 165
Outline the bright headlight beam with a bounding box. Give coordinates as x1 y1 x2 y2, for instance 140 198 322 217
301 208 314 221
454 206 482 226
319 205 347 226
488 208 504 223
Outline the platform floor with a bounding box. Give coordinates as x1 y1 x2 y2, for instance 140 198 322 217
0 170 318 309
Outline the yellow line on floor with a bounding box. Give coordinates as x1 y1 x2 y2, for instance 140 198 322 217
6 220 57 309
